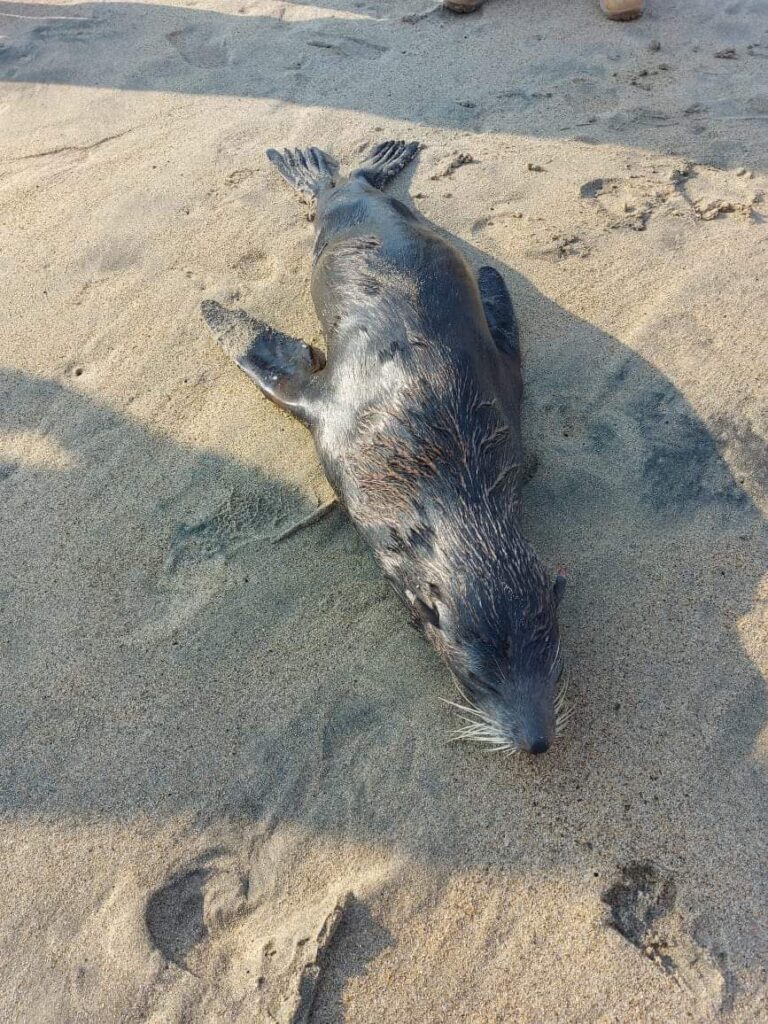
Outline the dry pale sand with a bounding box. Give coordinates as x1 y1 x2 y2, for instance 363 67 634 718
1 0 767 1021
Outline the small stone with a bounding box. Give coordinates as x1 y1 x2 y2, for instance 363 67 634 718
648 40 661 52
714 48 737 59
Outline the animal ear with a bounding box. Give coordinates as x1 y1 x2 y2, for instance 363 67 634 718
406 589 441 630
414 596 440 629
553 567 568 607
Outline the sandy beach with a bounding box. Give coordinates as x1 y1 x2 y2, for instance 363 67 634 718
1 0 767 1020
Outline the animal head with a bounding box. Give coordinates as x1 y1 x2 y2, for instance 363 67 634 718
407 527 568 755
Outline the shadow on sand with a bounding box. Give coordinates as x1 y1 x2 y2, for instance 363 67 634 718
1 215 765 989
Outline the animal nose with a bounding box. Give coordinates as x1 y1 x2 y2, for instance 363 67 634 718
527 737 550 755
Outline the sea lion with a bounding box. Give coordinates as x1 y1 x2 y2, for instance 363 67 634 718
201 141 569 754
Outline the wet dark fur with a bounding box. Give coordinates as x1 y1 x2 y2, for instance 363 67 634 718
202 142 566 753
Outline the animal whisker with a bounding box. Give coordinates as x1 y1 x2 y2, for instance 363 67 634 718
553 660 573 736
439 696 495 724
448 703 519 753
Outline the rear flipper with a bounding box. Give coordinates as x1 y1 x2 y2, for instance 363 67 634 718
201 300 325 425
351 140 420 190
265 147 336 199
478 265 519 359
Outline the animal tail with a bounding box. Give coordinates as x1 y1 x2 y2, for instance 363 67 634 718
350 140 420 190
265 146 337 198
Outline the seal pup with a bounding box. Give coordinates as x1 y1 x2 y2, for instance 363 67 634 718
202 141 569 754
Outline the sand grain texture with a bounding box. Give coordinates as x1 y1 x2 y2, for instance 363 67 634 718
1 0 767 1021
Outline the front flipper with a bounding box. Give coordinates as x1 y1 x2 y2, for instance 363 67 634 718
201 300 325 425
477 266 519 359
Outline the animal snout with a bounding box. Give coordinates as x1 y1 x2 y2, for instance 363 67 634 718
517 714 555 754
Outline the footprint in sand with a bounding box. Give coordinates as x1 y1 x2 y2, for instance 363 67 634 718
470 200 524 236
145 867 212 968
224 168 254 187
603 860 678 971
229 248 277 281
143 848 353 1024
630 383 752 513
578 175 666 231
146 854 251 962
602 861 729 1015
166 27 230 69
165 487 309 571
306 35 388 60
31 18 100 43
